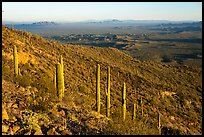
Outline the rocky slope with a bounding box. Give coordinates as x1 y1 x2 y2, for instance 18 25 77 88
2 25 202 135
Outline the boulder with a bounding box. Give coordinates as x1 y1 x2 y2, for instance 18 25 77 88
47 128 60 135
2 108 9 121
12 103 18 109
61 129 72 135
34 129 44 135
10 116 17 123
12 125 20 134
2 125 9 133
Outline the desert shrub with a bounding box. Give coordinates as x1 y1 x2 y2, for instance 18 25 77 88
151 96 157 106
29 72 57 113
105 115 158 135
187 109 198 121
161 126 181 135
18 73 32 87
78 85 87 93
2 64 14 82
29 88 56 113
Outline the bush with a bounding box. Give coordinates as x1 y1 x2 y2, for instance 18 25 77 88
78 85 87 93
28 71 57 113
18 73 32 87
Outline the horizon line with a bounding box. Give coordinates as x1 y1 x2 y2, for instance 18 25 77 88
2 19 202 23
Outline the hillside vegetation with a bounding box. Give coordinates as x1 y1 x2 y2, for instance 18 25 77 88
2 25 202 135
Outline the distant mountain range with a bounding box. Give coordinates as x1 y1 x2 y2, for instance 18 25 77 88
31 21 58 26
157 21 202 28
80 19 198 24
3 19 200 26
3 20 201 34
3 21 59 27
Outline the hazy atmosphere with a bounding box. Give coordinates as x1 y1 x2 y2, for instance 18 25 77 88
2 2 202 22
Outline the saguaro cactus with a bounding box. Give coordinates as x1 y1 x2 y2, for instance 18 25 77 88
122 82 126 121
132 103 136 120
158 112 161 135
60 55 64 93
56 63 64 101
13 45 18 76
96 64 100 113
106 66 111 117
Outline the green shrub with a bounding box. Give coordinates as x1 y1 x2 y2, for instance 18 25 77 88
28 72 57 113
18 73 32 87
78 85 87 92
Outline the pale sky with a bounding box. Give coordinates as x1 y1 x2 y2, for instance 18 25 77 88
2 2 202 22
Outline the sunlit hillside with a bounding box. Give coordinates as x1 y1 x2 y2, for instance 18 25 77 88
2 25 202 135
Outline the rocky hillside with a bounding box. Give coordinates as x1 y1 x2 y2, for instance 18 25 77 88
2 25 202 135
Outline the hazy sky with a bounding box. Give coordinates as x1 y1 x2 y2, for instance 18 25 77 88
2 2 202 22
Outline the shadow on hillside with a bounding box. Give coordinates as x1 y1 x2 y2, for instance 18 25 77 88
161 126 181 135
66 119 117 135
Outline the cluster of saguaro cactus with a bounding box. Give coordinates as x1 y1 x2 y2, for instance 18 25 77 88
56 56 64 101
94 64 161 128
106 66 111 117
96 64 101 113
122 82 126 121
13 45 18 76
96 64 111 116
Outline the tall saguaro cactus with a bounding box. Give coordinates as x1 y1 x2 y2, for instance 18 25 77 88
158 112 161 135
60 55 64 93
122 82 126 121
106 66 111 117
13 45 18 76
56 63 64 101
96 64 100 113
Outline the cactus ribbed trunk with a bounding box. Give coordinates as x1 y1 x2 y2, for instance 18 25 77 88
158 112 161 135
122 82 126 121
60 55 64 94
106 66 111 117
56 63 64 101
132 103 136 120
13 45 18 76
96 64 100 113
